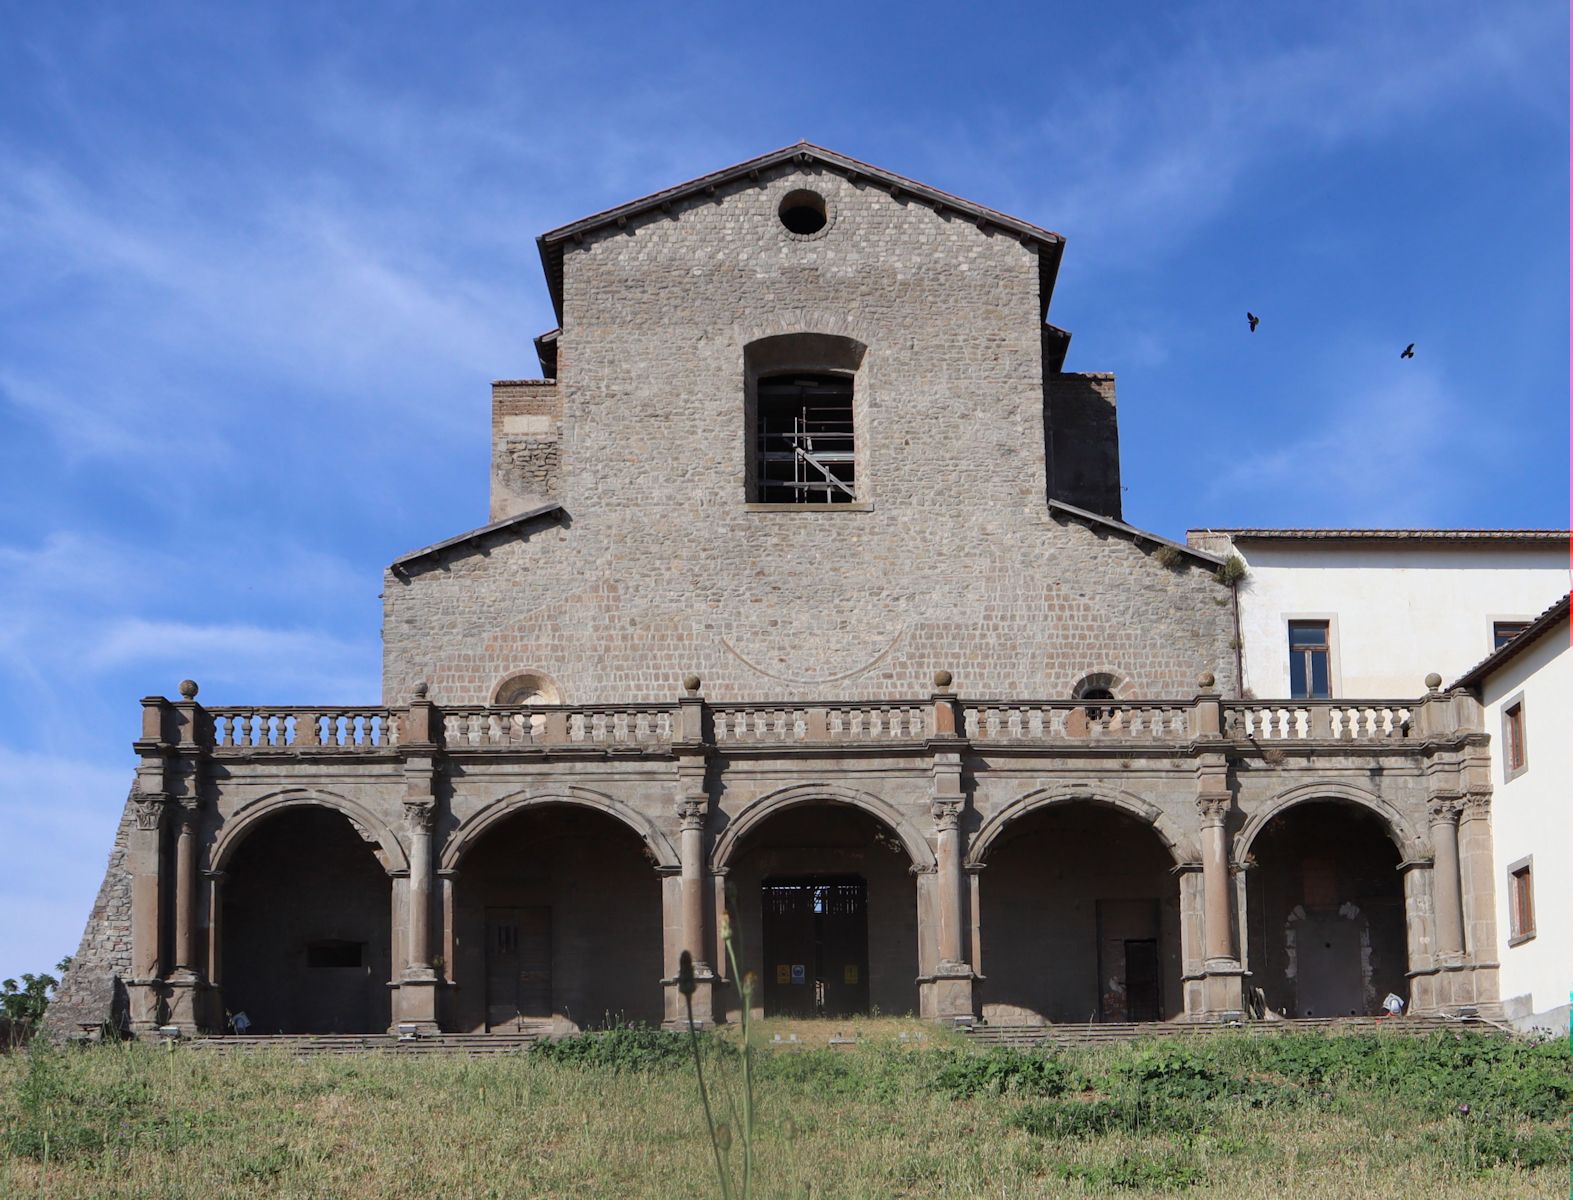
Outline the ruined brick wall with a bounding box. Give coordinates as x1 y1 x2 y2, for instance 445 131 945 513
1045 372 1122 520
490 380 561 520
384 164 1236 705
42 787 135 1039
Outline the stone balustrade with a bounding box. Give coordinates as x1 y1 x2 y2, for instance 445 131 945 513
1223 702 1413 741
177 693 1436 755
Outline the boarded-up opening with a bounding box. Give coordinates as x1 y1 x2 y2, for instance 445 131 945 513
451 805 661 1031
220 807 392 1034
726 803 918 1020
761 877 869 1017
981 803 1181 1024
1246 801 1406 1018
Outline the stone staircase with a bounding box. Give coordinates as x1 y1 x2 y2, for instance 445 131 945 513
179 1014 1507 1057
187 1030 545 1056
966 1014 1500 1047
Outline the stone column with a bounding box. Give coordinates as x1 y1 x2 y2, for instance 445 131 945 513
1457 790 1501 1012
395 687 441 1033
1428 796 1465 960
923 672 975 1023
173 805 200 972
127 788 169 1035
666 675 715 1027
1194 711 1243 1018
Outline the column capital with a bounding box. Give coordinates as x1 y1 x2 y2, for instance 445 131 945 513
931 797 964 831
1427 793 1463 822
1460 790 1492 818
677 797 707 831
403 800 436 833
132 791 169 832
1196 794 1231 825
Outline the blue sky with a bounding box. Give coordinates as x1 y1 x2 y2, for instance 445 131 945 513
0 1 1567 981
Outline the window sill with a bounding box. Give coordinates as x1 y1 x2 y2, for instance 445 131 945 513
1508 931 1536 948
745 502 875 513
1504 764 1528 783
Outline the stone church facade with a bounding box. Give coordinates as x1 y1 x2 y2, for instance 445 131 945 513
49 145 1502 1038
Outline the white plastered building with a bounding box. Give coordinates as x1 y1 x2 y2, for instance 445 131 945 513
1184 530 1569 701
1453 593 1571 1034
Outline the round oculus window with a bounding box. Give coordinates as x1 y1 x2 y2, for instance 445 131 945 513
778 189 828 236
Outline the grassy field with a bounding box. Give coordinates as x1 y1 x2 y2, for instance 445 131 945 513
1 1020 1568 1198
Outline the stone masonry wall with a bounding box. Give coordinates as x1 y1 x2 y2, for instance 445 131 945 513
384 164 1237 704
1046 372 1122 519
42 786 135 1039
490 380 560 521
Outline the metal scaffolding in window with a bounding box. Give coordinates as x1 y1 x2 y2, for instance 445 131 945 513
755 373 855 503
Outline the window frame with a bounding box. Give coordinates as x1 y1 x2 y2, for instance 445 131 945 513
1285 616 1336 700
1491 619 1532 652
1501 691 1527 781
742 332 872 512
1507 856 1535 946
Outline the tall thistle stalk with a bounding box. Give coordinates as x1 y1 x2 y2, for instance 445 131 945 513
681 902 757 1200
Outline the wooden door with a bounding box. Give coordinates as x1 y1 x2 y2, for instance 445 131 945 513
485 906 551 1029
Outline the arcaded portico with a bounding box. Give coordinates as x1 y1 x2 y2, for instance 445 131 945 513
46 144 1506 1038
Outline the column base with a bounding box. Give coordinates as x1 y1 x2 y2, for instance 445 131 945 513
395 971 441 1033
919 962 977 1024
1193 960 1245 1021
126 978 165 1035
662 968 718 1029
162 972 219 1035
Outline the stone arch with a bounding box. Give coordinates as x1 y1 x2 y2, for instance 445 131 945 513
968 783 1190 867
1070 671 1131 700
210 789 408 875
440 786 678 872
1236 782 1422 863
712 783 936 872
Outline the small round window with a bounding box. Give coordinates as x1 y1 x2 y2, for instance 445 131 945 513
778 189 828 235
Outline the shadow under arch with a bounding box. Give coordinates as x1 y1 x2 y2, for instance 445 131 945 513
440 786 678 873
968 783 1191 868
210 788 409 875
1236 782 1423 863
712 782 936 872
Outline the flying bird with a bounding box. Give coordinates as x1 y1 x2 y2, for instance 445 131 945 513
1401 343 1415 359
1247 312 1260 332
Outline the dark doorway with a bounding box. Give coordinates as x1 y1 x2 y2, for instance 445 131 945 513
761 877 870 1017
1122 940 1162 1022
485 906 551 1030
1246 801 1406 1018
220 807 392 1034
1095 899 1164 1022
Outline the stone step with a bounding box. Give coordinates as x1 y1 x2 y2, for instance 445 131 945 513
966 1015 1494 1046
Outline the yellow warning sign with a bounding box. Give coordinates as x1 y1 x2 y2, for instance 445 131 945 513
775 964 790 984
843 964 859 985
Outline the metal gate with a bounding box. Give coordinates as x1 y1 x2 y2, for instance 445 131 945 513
760 877 870 1017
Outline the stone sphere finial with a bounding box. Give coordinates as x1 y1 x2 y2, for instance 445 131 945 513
933 669 953 689
1425 672 1443 691
178 679 199 699
683 674 702 695
412 681 429 700
1197 671 1216 690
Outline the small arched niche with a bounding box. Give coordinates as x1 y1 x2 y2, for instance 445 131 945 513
492 671 562 707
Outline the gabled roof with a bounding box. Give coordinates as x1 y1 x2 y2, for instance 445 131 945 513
535 142 1066 324
1190 528 1569 543
390 502 564 576
1451 592 1571 690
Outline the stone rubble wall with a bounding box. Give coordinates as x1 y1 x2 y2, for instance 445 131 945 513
386 165 1237 705
42 785 135 1039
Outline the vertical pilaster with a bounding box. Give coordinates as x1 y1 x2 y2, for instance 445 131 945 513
922 672 974 1023
666 674 715 1027
1428 796 1465 961
1458 790 1501 1010
396 687 440 1032
1192 679 1243 1018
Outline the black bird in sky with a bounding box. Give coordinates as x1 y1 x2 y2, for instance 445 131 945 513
1247 312 1259 332
1401 343 1415 359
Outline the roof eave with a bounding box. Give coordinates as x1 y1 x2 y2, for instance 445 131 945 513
1450 592 1571 690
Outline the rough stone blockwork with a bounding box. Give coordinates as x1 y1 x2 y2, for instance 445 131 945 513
42 786 135 1038
385 166 1235 705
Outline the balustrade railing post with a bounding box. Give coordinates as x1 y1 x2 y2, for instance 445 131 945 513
1191 672 1222 739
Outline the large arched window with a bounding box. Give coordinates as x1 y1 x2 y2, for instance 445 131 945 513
744 333 867 507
